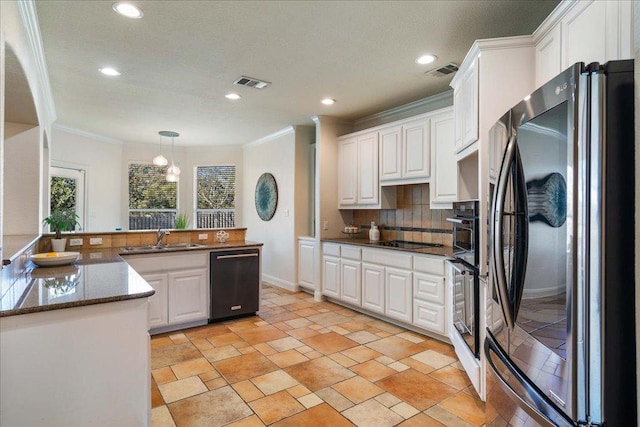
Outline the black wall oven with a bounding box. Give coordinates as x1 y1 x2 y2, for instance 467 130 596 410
446 200 480 358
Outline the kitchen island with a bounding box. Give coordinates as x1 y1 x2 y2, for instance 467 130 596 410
0 249 155 427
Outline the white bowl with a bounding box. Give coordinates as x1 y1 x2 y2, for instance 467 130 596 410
30 252 80 267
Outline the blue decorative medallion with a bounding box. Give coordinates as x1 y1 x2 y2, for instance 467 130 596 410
255 173 278 221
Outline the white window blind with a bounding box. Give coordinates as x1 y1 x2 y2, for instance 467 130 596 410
195 165 235 228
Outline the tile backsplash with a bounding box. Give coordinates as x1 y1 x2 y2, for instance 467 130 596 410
352 183 454 246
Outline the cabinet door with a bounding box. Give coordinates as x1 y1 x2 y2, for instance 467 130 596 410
453 87 465 151
413 300 446 335
402 119 430 179
168 268 208 325
385 267 412 323
362 263 385 314
357 132 379 205
379 126 402 182
144 273 169 329
413 272 445 304
561 0 624 70
338 137 358 206
322 256 340 298
462 58 479 147
430 111 456 205
298 240 316 289
340 259 361 306
535 24 561 87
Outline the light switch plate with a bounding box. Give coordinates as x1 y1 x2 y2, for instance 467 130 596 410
69 238 83 246
198 233 208 240
89 237 103 245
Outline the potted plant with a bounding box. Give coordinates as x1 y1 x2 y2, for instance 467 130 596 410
43 209 80 252
175 212 190 229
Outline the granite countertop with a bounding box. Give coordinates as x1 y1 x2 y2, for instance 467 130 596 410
321 237 454 258
1 240 263 317
0 248 154 317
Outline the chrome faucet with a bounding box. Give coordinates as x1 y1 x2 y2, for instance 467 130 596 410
156 228 169 246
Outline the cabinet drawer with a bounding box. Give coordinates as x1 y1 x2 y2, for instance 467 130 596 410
323 243 341 257
413 299 446 335
413 272 445 304
341 245 361 260
413 255 444 275
363 248 412 270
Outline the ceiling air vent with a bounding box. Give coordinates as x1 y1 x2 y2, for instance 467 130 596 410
233 76 271 89
425 62 459 77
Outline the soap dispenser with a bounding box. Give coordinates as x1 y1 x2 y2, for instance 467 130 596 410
369 221 380 241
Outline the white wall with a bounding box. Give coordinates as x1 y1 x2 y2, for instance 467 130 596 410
51 127 123 231
4 126 41 235
242 129 297 290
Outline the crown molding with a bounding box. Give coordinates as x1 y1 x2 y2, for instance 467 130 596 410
353 91 453 129
18 0 57 125
532 0 576 42
53 123 124 145
243 126 294 148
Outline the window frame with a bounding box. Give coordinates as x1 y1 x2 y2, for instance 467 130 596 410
193 164 236 229
128 161 179 230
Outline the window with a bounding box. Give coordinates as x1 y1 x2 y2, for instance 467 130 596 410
195 165 235 228
128 163 177 230
50 166 85 229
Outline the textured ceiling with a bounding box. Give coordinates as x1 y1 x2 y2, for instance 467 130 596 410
35 0 559 146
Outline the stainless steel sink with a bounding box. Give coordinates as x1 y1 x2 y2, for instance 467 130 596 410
120 243 207 253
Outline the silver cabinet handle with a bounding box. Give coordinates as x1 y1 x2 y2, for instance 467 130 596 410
216 253 259 260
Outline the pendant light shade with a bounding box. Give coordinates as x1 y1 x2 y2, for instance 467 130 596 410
153 133 169 166
159 130 181 182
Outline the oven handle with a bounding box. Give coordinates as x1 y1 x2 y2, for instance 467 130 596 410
447 259 476 275
493 134 516 330
445 217 471 225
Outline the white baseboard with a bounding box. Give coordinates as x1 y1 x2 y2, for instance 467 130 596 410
521 283 565 299
262 275 298 292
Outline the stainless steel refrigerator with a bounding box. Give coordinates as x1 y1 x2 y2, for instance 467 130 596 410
486 60 635 426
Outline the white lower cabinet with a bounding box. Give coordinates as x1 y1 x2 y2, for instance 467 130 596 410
145 273 169 329
322 255 340 298
362 263 385 314
322 243 448 338
340 259 362 306
123 251 209 332
385 267 412 324
168 268 208 325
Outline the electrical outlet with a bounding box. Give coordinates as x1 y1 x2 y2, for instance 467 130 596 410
89 237 103 245
284 209 289 217
89 252 103 259
69 238 83 246
323 221 329 230
198 233 208 240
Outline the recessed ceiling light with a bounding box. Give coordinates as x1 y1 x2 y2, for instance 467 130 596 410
225 93 241 100
321 98 336 105
99 67 121 76
112 2 144 19
416 54 437 65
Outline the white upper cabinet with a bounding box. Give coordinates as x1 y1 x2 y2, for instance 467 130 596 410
379 116 430 186
357 132 379 205
379 126 402 181
429 108 456 206
338 136 358 206
452 58 479 154
533 0 633 87
402 119 430 179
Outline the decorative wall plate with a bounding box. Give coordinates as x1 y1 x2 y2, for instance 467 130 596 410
255 173 278 221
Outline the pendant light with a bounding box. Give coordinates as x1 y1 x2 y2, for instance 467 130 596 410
159 131 180 182
152 132 168 166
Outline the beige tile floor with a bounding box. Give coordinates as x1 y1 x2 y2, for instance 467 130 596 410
151 285 485 427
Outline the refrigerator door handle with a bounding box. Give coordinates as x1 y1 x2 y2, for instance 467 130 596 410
485 333 574 427
493 135 516 330
510 146 529 320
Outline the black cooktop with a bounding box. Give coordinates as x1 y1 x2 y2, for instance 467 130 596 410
376 240 443 249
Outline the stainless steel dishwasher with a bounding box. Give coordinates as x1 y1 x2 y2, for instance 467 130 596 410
209 248 260 321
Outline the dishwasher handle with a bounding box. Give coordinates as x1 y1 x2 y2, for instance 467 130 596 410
215 253 259 260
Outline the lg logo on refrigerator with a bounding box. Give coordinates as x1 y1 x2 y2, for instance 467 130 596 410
555 82 568 95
